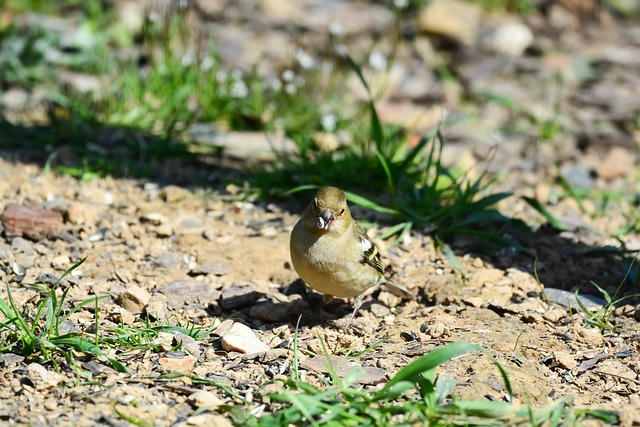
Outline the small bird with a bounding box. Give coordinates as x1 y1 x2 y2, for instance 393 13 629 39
290 186 411 320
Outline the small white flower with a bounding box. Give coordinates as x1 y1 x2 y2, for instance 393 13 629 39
329 22 345 37
231 68 243 80
200 56 215 71
335 44 348 56
321 114 337 132
181 49 195 67
284 82 296 94
216 69 227 83
295 49 314 69
369 51 387 70
281 69 295 82
393 0 409 9
230 80 249 98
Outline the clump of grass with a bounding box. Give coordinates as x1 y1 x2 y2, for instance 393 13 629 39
574 256 640 334
0 258 125 372
234 335 617 426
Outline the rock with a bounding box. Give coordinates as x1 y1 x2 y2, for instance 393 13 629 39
11 236 34 254
26 363 63 390
219 284 262 310
108 306 136 325
483 19 533 56
559 164 594 189
161 185 191 203
188 390 225 409
542 307 567 323
418 0 482 46
220 323 269 354
173 332 201 359
158 354 198 373
544 288 605 311
144 294 168 321
154 252 182 269
301 3 394 36
594 147 636 180
51 254 71 270
1 203 62 240
116 285 152 313
190 261 230 276
174 215 204 234
66 202 99 225
369 302 390 318
461 296 483 308
153 222 174 238
156 279 221 309
180 414 233 427
553 351 578 370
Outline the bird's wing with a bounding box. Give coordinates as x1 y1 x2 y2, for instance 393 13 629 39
353 222 385 275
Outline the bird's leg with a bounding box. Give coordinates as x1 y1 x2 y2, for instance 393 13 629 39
347 295 363 325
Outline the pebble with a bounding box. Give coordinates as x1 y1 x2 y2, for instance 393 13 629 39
158 354 197 373
190 261 230 276
418 0 482 46
156 279 221 309
26 363 63 390
595 146 635 180
173 332 201 359
219 284 262 310
188 390 224 409
220 323 269 354
51 254 71 270
116 285 152 313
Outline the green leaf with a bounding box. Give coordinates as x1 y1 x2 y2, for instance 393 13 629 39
374 342 481 401
521 196 567 231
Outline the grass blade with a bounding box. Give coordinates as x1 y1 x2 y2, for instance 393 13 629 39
521 196 567 231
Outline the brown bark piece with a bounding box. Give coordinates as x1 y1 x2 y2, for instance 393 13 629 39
1 203 62 240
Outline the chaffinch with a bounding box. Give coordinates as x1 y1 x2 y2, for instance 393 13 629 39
289 186 412 320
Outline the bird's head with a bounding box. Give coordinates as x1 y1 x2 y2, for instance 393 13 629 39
305 186 350 234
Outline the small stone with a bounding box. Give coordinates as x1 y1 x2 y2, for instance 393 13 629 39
369 302 391 318
66 203 99 225
51 254 71 270
144 294 168 321
26 363 63 390
183 414 233 427
425 323 449 339
174 332 201 358
461 296 483 308
221 323 269 354
1 203 62 240
553 351 578 370
108 306 135 325
595 147 635 180
191 261 230 276
219 284 262 310
153 223 174 238
188 390 224 409
155 253 182 269
156 279 221 309
542 307 566 323
162 185 191 203
418 0 482 46
158 354 197 373
116 285 152 313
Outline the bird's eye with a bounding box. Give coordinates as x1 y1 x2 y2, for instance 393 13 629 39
339 208 345 215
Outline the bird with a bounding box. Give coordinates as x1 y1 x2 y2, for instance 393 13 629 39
289 186 412 321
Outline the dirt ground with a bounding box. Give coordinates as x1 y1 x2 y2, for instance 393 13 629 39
2 0 640 425
0 155 639 425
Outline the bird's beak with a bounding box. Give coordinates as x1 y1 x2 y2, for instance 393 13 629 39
316 210 334 231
